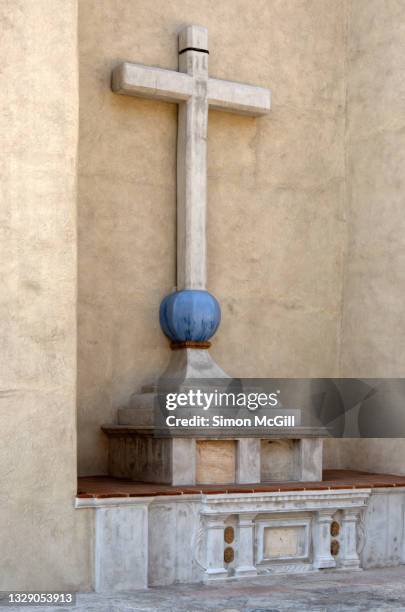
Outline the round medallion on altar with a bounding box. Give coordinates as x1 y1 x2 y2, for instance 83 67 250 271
159 289 221 346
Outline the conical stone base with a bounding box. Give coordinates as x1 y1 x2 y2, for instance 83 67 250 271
106 350 324 486
118 348 229 426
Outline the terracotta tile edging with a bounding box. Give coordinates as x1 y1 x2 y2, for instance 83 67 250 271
129 492 159 497
95 493 129 499
77 470 405 499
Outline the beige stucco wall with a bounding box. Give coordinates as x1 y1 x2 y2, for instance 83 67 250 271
324 0 405 473
342 0 405 377
77 0 347 475
0 0 91 590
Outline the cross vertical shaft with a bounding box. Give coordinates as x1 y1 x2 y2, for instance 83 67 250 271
111 25 270 349
177 26 209 290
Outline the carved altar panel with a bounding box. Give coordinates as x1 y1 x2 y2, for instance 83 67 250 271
196 440 236 484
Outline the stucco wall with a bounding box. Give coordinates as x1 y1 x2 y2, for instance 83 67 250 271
325 0 405 473
0 0 91 590
77 0 347 475
341 0 405 377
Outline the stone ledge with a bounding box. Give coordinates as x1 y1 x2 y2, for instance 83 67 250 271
102 424 327 438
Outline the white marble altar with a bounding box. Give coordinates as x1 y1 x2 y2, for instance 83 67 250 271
77 486 386 591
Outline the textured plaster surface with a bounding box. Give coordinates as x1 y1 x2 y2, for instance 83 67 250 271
0 0 91 590
77 0 346 475
341 0 405 379
325 0 405 473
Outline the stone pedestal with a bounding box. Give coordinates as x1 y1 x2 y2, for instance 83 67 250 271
108 345 327 486
103 425 324 486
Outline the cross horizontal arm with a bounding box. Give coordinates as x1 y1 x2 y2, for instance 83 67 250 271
207 78 271 116
112 62 193 103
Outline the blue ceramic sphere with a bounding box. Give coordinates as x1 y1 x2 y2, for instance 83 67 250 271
159 290 221 343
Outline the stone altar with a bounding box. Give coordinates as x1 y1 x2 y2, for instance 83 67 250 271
104 24 324 487
78 487 373 590
76 471 405 591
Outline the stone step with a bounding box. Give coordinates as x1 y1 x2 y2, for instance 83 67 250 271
118 392 156 426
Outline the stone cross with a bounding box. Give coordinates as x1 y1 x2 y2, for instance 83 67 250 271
112 25 271 291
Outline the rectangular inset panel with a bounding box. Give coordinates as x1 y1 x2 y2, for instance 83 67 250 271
260 439 298 481
196 440 236 484
263 526 305 559
256 518 310 564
